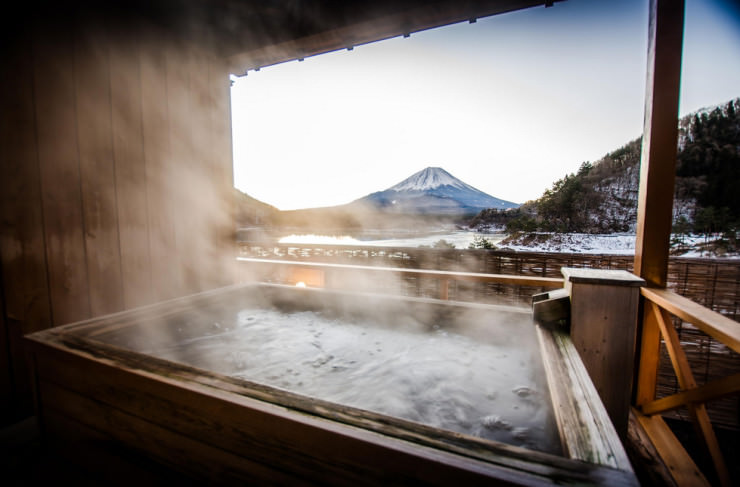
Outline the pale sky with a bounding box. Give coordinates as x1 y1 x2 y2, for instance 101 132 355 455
231 0 740 211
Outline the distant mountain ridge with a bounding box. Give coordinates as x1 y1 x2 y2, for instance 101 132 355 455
353 167 519 215
471 97 740 237
234 166 518 232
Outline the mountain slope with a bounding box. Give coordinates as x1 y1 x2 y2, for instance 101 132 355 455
354 167 519 215
473 97 740 235
234 188 278 226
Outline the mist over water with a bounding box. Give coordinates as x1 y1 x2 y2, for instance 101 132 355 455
276 231 507 248
129 299 559 454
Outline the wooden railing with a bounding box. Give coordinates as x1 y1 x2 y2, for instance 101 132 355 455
634 287 740 487
237 255 739 485
236 257 563 299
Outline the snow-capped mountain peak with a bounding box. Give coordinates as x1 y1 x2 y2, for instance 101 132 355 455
353 166 519 215
389 167 469 192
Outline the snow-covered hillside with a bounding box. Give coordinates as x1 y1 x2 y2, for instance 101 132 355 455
499 232 739 258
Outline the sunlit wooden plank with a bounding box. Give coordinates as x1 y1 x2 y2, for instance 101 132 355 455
633 408 709 487
651 302 696 390
634 0 685 287
642 287 740 354
640 373 740 415
635 302 662 406
649 301 731 486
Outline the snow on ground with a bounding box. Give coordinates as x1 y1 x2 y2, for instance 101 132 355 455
499 233 740 258
271 230 738 258
500 233 638 255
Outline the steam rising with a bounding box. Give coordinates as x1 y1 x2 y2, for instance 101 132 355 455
93 283 560 454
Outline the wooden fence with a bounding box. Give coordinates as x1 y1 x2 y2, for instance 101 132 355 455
237 242 740 431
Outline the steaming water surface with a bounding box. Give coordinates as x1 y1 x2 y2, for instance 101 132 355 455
125 303 559 453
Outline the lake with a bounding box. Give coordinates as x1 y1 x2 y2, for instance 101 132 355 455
276 231 507 249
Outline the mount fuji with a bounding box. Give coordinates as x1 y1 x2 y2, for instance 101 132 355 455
352 167 519 215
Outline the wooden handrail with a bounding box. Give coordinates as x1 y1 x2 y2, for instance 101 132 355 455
237 257 564 289
641 287 740 354
637 287 739 487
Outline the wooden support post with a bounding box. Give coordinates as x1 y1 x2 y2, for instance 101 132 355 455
635 303 662 406
562 268 645 438
634 0 685 288
439 279 449 300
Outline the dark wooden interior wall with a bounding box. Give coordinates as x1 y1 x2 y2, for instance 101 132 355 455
0 17 235 421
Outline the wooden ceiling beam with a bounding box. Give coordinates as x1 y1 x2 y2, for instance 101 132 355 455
227 1 560 75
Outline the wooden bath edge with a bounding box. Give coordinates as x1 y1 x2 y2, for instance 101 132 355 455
24 283 638 486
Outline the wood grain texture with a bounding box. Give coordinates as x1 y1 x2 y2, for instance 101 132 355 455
634 0 685 287
40 381 307 485
227 0 555 74
139 35 179 303
0 33 52 417
42 408 205 485
641 286 740 354
635 302 663 406
33 26 92 326
649 301 731 487
0 36 52 334
25 286 639 486
29 341 564 486
109 32 153 309
567 277 642 437
633 409 709 487
73 21 125 316
537 326 634 471
208 56 237 288
164 43 190 297
640 373 740 415
562 268 644 287
626 408 683 487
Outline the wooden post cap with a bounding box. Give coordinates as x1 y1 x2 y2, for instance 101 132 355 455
562 268 646 287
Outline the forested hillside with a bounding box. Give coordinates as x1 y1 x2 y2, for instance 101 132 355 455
471 98 740 237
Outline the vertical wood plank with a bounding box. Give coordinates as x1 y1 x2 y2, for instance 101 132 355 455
0 32 53 419
635 303 662 406
634 0 685 287
0 37 52 334
563 268 644 437
109 33 153 309
191 52 234 292
74 22 125 316
140 34 179 302
186 48 214 294
33 26 91 326
165 43 191 298
209 57 237 287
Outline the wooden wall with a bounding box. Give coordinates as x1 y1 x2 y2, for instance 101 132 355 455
0 17 235 421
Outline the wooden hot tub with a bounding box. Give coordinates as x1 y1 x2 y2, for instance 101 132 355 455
26 283 637 485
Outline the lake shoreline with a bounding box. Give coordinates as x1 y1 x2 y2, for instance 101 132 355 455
237 227 739 259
